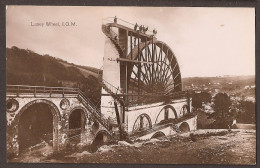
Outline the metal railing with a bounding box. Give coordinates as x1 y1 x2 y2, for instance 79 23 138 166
103 24 118 40
102 17 154 34
97 71 122 95
101 79 122 95
102 24 125 57
6 85 79 97
76 89 110 130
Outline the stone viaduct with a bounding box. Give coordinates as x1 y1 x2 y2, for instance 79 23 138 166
6 85 110 156
6 85 197 156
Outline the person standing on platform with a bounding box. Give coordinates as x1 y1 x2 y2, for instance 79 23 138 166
114 16 117 23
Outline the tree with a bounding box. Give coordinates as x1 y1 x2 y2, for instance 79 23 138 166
237 100 255 124
192 91 211 108
209 93 233 128
201 92 212 103
192 93 203 108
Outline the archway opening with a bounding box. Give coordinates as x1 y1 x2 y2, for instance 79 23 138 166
68 109 85 145
180 105 189 117
151 131 166 139
69 109 82 129
133 114 152 132
18 103 54 153
179 122 190 133
89 132 109 153
155 106 177 125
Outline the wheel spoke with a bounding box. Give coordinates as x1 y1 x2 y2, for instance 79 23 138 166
128 42 182 101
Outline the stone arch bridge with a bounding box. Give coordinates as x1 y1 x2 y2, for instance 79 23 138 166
6 85 110 156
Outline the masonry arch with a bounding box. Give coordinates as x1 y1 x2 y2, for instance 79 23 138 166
155 105 178 124
16 99 61 153
180 105 189 117
179 122 190 132
68 106 88 130
151 131 166 139
68 106 88 145
132 113 152 132
89 130 111 153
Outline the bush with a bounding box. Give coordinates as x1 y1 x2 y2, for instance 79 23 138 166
208 93 233 128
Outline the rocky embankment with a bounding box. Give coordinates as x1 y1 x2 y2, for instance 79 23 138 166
9 129 256 165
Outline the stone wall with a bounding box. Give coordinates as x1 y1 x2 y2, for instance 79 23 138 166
125 98 190 133
6 96 109 156
101 37 122 120
137 116 197 140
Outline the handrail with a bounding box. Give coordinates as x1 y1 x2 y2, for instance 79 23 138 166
102 24 117 39
76 89 110 129
107 27 118 40
102 24 125 57
6 85 78 98
7 84 78 90
102 79 122 94
77 90 100 112
97 70 122 95
103 17 154 34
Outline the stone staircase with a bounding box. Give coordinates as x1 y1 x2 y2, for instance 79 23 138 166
101 24 127 105
102 24 125 57
77 90 111 131
98 76 124 105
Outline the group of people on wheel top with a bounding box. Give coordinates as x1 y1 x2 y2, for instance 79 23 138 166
113 16 157 35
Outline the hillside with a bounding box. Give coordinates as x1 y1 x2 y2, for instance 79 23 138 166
6 46 102 105
183 76 255 87
59 61 100 78
6 46 255 104
182 76 255 97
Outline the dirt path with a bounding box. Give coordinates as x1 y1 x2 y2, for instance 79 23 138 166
9 129 256 164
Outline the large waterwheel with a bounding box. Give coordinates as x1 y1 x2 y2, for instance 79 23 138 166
126 41 182 98
102 18 182 106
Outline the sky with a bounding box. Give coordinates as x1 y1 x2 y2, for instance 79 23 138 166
6 6 255 77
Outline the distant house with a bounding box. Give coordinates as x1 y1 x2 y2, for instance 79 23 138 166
245 96 255 102
244 85 255 90
202 102 214 114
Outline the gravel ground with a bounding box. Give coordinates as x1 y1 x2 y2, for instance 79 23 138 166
9 129 256 165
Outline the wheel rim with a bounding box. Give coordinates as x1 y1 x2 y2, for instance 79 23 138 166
127 42 182 97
